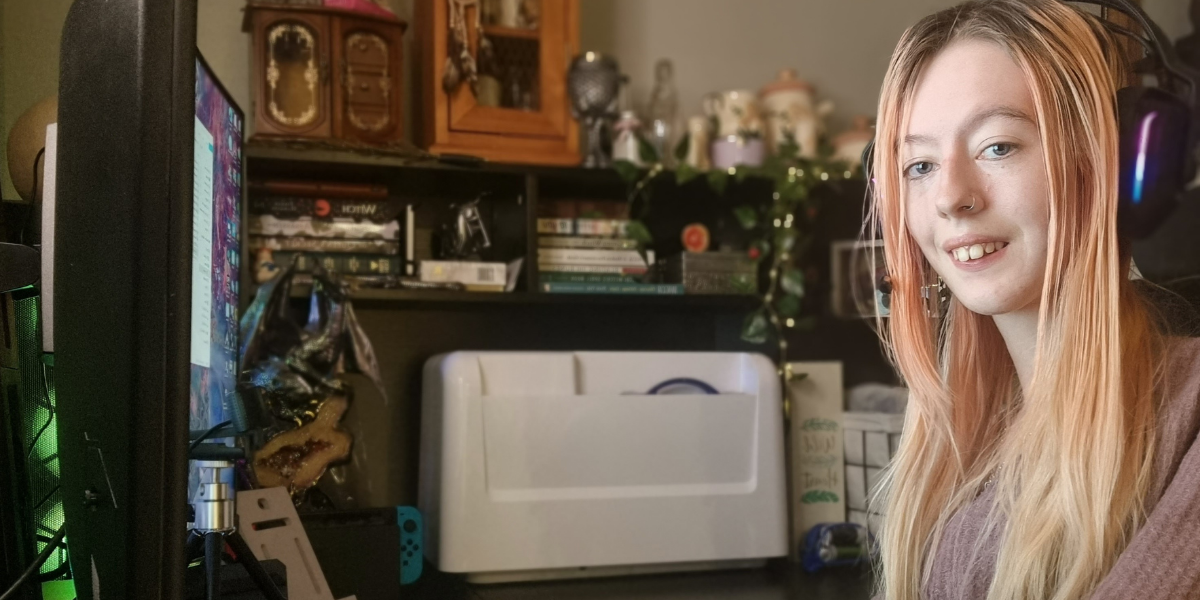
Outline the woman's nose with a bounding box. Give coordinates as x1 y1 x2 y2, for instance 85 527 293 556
934 153 982 218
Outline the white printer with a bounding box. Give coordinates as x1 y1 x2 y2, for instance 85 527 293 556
419 351 788 583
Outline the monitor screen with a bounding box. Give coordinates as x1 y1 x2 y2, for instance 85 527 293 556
190 55 243 442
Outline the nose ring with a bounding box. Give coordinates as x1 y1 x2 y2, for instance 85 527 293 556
963 196 977 211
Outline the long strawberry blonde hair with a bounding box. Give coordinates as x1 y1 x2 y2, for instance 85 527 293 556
868 1 1165 599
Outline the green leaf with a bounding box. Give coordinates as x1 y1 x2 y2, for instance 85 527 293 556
613 160 641 183
707 169 729 195
777 293 801 317
675 163 700 185
626 220 653 245
781 268 805 297
741 309 770 344
674 132 691 163
637 135 660 165
752 238 772 258
778 232 796 253
733 205 758 230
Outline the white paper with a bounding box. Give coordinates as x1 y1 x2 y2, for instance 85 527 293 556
190 116 214 368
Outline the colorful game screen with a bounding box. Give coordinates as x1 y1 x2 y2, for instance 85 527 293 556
189 55 243 459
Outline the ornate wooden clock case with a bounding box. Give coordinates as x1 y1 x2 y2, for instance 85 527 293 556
245 3 408 144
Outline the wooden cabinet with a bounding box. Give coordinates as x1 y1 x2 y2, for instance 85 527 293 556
245 4 407 144
414 0 579 166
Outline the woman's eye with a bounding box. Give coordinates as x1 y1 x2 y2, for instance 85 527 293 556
982 142 1015 159
905 161 934 179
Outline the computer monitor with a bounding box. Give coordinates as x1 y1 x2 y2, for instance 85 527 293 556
54 1 244 597
190 55 245 492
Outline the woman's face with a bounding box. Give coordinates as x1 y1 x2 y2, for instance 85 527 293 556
901 39 1050 316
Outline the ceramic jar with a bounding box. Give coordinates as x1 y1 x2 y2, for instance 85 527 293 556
702 89 763 139
759 68 833 158
710 136 766 169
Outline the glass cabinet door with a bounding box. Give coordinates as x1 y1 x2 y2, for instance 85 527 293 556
448 0 568 138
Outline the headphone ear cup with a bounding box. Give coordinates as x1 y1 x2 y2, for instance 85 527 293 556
1117 85 1192 238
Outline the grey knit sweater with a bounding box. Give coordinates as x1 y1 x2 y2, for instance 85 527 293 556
923 336 1200 600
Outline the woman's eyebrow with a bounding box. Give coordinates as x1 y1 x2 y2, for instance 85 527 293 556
962 105 1035 134
903 105 1035 147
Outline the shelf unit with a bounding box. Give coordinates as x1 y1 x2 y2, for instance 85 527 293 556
245 144 763 306
243 144 892 511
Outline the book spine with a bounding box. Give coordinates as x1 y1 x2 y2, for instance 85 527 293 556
248 215 401 240
249 195 402 222
270 252 402 275
539 273 642 284
575 219 630 237
537 263 649 275
537 248 647 266
542 282 685 295
251 235 401 255
536 218 574 235
419 261 506 286
537 236 638 249
249 180 388 198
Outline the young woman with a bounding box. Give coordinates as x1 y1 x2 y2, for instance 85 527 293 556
867 1 1200 598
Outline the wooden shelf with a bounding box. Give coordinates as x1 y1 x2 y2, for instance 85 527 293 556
285 286 757 310
481 24 540 40
245 143 619 184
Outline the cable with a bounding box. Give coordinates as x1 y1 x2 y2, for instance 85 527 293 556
24 341 56 461
18 148 46 246
0 524 66 600
189 420 233 454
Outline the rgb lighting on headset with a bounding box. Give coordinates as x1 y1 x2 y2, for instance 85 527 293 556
1133 111 1159 205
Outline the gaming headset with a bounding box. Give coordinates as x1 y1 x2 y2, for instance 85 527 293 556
861 0 1200 240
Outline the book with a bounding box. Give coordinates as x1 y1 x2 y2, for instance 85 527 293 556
252 235 400 255
536 218 573 235
249 179 388 198
538 236 639 250
537 248 649 266
537 263 649 275
249 215 400 240
575 218 629 237
419 260 506 286
250 195 403 223
542 282 685 295
539 272 643 284
270 252 402 275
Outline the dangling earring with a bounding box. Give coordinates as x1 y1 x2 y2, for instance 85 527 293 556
921 276 949 319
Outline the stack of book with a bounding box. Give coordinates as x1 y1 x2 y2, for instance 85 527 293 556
249 179 403 283
537 199 683 295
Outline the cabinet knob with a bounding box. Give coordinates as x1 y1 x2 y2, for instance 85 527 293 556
360 82 370 91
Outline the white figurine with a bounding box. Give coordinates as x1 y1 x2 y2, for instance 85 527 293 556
612 110 644 166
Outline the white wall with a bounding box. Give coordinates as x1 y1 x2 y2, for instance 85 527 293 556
580 0 1196 136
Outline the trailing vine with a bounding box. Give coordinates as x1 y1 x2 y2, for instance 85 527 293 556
614 137 857 384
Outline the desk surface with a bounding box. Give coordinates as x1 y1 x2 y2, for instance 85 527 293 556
405 561 875 600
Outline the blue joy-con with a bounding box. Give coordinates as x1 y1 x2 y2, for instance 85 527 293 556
396 505 424 584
